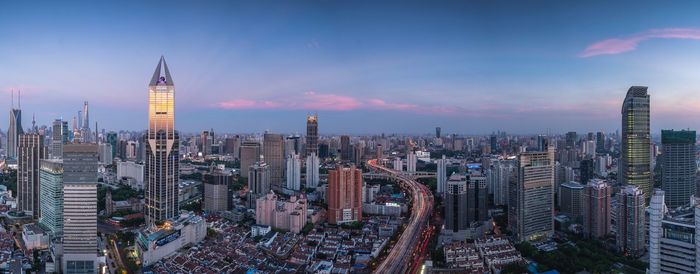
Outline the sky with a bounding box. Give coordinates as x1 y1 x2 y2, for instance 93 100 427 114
2 1 700 135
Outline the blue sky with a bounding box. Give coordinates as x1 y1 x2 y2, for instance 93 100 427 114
2 1 700 134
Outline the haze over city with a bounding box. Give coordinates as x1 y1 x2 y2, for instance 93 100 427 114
3 1 700 133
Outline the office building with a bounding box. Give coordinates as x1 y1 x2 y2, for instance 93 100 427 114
106 132 117 158
256 192 308 234
437 155 447 194
340 135 351 161
559 181 584 221
263 133 284 190
17 133 46 219
62 143 98 273
327 165 363 224
306 114 318 157
406 151 416 173
98 143 112 165
445 176 468 232
38 159 63 237
466 174 488 223
305 153 320 188
286 154 301 191
240 141 261 178
582 179 611 239
596 132 606 153
203 171 233 212
285 134 301 157
620 86 651 200
51 119 68 158
661 129 696 208
565 131 577 149
648 190 700 274
509 148 555 242
145 56 180 226
487 159 515 206
616 185 646 256
223 135 240 157
200 130 211 156
436 127 441 138
248 159 271 207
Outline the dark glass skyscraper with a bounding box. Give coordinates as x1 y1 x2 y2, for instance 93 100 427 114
145 56 180 226
661 129 696 208
620 86 651 201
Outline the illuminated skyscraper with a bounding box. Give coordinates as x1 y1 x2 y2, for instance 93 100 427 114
144 56 180 226
305 114 318 157
620 86 651 201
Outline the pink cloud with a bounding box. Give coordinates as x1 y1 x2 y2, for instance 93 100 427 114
367 98 417 110
217 99 282 110
580 28 700 57
301 91 361 111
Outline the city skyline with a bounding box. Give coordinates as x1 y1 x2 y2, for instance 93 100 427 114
3 2 700 134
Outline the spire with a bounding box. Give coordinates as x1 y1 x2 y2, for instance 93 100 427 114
17 89 20 109
149 56 174 86
10 89 13 108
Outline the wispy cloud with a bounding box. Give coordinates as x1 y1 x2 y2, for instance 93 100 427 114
216 91 414 112
580 28 700 57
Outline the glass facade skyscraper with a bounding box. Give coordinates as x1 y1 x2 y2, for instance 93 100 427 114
620 86 651 201
661 129 696 208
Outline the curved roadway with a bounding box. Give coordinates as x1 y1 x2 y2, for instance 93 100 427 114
369 159 434 274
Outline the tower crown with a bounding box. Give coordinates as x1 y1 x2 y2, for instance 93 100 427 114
149 56 174 86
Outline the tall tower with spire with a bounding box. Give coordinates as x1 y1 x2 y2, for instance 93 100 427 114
80 101 92 143
7 89 24 159
144 56 179 226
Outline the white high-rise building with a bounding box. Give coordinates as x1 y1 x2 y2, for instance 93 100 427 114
393 158 402 171
286 154 301 191
437 155 447 194
406 151 416 173
62 144 99 274
305 153 319 188
648 189 700 273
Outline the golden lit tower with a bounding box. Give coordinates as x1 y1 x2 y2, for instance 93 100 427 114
145 56 179 227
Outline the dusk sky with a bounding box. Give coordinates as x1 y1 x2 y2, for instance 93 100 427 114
3 1 700 134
